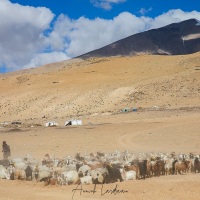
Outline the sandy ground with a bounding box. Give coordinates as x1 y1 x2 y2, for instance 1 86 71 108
0 53 200 199
0 109 200 199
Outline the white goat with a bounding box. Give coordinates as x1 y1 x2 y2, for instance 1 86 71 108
80 176 93 185
120 168 136 181
0 165 10 179
60 170 80 185
14 161 27 170
78 165 91 177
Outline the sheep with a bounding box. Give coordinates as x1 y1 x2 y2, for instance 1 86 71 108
120 168 136 181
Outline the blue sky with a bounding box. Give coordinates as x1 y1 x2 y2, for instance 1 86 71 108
1 0 200 73
9 0 200 19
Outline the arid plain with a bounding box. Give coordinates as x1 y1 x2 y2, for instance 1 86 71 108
0 53 200 199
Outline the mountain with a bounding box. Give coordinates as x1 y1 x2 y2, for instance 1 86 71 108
79 19 200 58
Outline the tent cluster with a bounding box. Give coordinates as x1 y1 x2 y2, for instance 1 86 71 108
45 120 82 127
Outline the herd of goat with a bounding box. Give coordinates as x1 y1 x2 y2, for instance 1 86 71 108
0 150 200 186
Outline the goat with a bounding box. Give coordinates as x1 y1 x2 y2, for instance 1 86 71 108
78 165 91 177
60 170 80 185
138 160 147 179
174 160 190 174
124 164 140 179
80 176 93 185
120 168 136 181
105 164 123 183
25 165 33 180
90 168 108 184
0 165 10 179
193 157 200 173
164 159 173 175
75 153 85 162
14 169 26 180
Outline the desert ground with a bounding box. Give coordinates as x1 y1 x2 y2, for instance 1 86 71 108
0 53 200 199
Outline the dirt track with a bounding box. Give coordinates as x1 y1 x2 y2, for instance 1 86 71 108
1 173 200 200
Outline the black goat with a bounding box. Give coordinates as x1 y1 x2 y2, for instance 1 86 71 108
105 164 123 183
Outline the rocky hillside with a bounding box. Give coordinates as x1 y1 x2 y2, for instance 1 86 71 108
0 52 200 122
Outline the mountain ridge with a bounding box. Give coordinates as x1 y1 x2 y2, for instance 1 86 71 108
78 19 200 59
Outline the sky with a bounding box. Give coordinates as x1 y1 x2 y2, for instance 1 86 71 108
0 0 200 73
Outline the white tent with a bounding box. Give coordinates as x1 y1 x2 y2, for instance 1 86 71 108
64 120 82 126
45 121 58 127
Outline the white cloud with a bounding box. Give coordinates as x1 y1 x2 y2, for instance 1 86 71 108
24 52 70 69
90 0 127 10
1 1 200 72
0 0 54 71
139 7 152 15
149 9 200 29
45 9 200 60
46 12 147 58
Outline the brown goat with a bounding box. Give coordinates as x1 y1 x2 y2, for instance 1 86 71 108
14 169 26 180
150 160 164 177
175 160 190 174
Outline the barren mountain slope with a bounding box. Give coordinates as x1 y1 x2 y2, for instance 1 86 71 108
0 52 200 122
